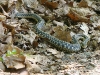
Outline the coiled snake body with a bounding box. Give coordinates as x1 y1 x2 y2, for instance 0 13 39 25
15 13 89 52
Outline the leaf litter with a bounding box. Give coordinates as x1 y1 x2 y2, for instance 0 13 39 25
0 0 99 75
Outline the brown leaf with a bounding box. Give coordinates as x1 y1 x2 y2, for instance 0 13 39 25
94 26 100 30
78 0 89 7
53 26 72 42
39 0 46 3
40 0 58 9
2 22 16 37
67 8 90 22
32 36 39 49
67 1 74 7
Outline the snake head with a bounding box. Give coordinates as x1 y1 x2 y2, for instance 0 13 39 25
80 35 90 48
72 34 90 49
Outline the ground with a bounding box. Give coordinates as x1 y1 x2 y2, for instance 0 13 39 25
0 0 100 75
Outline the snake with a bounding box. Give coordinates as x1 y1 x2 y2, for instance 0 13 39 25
15 13 90 52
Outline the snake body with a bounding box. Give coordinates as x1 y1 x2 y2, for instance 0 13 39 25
15 13 89 52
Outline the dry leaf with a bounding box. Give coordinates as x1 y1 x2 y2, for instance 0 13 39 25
18 30 37 44
53 20 64 26
26 61 42 73
0 21 9 54
78 0 92 7
53 26 72 42
0 22 5 39
46 48 59 55
32 36 39 49
0 62 5 71
2 22 17 38
8 0 17 8
40 0 58 9
78 0 89 7
0 0 8 5
46 48 64 58
7 33 12 43
80 22 90 37
0 15 6 21
2 45 25 69
67 8 95 22
25 55 50 73
22 0 39 9
67 1 74 7
94 26 100 30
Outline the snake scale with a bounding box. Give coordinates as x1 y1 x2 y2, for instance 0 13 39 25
15 13 89 52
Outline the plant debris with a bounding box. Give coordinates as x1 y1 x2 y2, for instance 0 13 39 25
0 0 99 75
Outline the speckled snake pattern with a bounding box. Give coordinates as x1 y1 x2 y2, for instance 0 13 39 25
15 13 90 52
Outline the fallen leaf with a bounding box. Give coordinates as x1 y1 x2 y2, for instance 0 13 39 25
8 0 17 8
80 22 90 37
5 32 13 44
26 61 42 73
67 8 90 22
78 0 92 7
0 62 5 71
0 15 6 21
78 0 89 7
0 22 5 39
2 45 25 69
40 0 58 9
0 0 8 5
53 26 72 42
32 36 39 49
46 48 59 55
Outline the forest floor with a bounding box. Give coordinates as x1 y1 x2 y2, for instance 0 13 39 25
0 0 100 75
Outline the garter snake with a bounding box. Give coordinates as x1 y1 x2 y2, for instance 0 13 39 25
15 13 90 52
